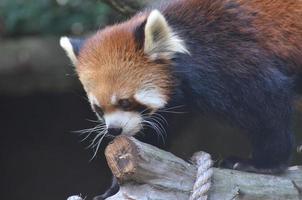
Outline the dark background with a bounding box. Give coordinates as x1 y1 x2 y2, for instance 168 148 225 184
0 1 301 200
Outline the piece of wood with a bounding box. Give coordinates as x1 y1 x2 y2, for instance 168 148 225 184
105 136 302 200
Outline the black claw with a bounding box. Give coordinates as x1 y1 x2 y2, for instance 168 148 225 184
220 156 260 173
220 156 286 174
219 156 243 169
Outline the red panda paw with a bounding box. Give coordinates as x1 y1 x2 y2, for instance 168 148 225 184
220 156 256 171
219 156 285 174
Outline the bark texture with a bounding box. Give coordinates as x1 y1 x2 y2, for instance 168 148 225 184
105 136 302 200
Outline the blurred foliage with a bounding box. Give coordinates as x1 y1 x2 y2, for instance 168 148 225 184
0 0 115 37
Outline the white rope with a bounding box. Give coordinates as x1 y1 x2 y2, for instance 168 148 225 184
67 195 84 200
67 152 213 200
190 151 213 200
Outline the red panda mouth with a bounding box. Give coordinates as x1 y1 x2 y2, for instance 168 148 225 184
103 111 143 136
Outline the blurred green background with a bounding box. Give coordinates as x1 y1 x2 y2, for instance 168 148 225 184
0 1 123 199
0 0 113 37
0 1 301 200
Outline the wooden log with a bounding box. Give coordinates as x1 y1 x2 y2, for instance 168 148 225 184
105 136 302 200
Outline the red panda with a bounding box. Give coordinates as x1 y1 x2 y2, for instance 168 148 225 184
60 0 302 199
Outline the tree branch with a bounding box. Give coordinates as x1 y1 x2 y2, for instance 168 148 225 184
105 136 302 200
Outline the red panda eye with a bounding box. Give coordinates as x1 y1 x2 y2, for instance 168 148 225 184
118 99 132 110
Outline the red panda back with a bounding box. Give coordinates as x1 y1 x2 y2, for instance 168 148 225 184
162 0 302 73
241 0 302 71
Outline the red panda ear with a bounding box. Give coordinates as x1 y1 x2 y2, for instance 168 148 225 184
60 36 85 65
134 19 147 50
141 10 189 60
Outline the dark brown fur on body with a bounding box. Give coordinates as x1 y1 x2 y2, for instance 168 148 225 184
162 0 302 71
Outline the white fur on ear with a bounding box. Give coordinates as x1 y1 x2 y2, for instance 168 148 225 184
60 36 78 65
144 10 189 59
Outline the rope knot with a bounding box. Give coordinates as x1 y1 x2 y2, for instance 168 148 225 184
190 151 213 200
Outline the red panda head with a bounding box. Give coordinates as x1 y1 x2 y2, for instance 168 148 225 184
60 10 188 136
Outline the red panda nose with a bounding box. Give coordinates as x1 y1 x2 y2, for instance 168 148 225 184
107 127 123 136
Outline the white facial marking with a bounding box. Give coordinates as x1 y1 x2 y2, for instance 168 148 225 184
111 94 117 105
104 111 142 135
134 87 167 109
88 93 99 106
144 10 189 59
60 36 78 65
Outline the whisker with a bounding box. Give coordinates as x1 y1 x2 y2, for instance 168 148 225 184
147 116 167 137
152 120 166 144
79 126 105 142
142 119 166 144
139 108 150 115
152 113 168 125
161 105 185 110
73 124 106 135
156 105 187 114
158 110 187 114
80 131 95 142
86 129 106 149
86 118 105 123
90 131 108 161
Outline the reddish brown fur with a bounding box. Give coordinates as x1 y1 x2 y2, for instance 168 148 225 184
239 0 302 70
78 14 172 112
164 0 302 72
77 0 302 111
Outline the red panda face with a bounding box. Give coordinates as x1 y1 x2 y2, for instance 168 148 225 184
77 31 172 135
60 10 188 136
